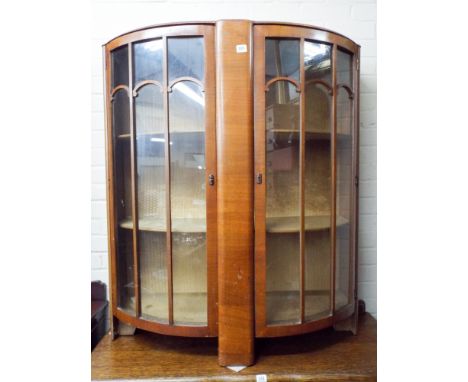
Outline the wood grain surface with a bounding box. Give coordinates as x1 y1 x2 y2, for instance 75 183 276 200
92 312 376 381
216 20 255 366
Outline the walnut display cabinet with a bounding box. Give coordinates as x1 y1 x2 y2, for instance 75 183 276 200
103 20 360 367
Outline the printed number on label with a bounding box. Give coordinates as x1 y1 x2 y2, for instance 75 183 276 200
236 44 248 53
256 375 267 382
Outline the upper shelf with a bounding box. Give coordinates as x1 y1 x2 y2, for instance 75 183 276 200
267 129 350 140
120 215 348 233
117 130 204 139
120 216 206 233
266 215 348 233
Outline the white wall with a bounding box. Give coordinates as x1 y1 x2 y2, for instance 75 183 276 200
91 0 377 317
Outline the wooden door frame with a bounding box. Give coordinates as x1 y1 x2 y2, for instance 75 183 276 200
252 24 360 338
104 23 217 338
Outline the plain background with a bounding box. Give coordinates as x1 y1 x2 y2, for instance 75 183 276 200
91 0 378 318
1 1 468 381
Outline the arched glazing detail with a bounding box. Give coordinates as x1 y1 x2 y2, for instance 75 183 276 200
133 81 164 96
168 37 205 83
133 39 163 84
111 45 129 88
110 33 210 328
265 38 300 82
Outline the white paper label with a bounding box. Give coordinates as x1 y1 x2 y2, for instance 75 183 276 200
256 375 267 382
236 44 248 53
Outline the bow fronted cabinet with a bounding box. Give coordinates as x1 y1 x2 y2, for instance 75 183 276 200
103 20 360 367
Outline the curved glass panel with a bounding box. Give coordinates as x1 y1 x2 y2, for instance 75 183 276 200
133 39 163 84
112 90 134 315
112 90 130 137
135 85 168 322
111 45 129 88
305 41 332 84
265 81 300 326
304 41 333 321
169 81 207 325
337 49 353 86
168 37 204 83
265 38 300 82
335 88 353 310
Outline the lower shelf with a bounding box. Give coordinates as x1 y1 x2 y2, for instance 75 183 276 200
266 215 349 233
120 291 208 326
120 289 347 329
266 290 347 326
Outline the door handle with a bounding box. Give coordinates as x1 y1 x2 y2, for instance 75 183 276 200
256 173 263 184
208 174 215 186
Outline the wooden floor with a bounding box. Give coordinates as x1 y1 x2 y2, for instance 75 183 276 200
92 313 376 381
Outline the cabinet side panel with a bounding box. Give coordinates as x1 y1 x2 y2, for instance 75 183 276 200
104 46 119 336
216 20 255 366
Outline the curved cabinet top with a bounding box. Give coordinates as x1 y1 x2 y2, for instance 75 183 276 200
104 20 360 54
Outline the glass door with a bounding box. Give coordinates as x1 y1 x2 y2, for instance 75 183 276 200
254 25 357 336
335 48 356 312
107 25 216 335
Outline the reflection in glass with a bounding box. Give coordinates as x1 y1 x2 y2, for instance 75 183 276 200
304 41 332 84
139 232 168 322
304 41 333 321
265 81 300 325
135 85 168 322
169 81 207 325
172 233 207 325
133 39 163 84
335 88 353 310
265 38 300 82
112 90 134 314
111 45 129 88
168 37 204 83
116 229 134 314
112 90 130 136
337 49 353 86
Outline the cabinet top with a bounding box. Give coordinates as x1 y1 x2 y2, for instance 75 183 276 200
104 20 360 50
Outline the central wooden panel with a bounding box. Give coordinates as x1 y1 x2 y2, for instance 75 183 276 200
216 20 254 366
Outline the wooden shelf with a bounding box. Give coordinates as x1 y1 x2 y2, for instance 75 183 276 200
119 216 206 233
266 290 347 326
267 129 349 140
117 130 205 139
121 291 207 326
266 215 348 233
141 292 207 326
121 215 347 233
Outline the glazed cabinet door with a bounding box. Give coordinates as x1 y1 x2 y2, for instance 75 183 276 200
254 25 358 337
105 25 217 336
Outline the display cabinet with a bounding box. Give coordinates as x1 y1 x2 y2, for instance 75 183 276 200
103 20 360 367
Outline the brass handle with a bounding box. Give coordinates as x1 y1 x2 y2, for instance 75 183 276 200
208 174 215 186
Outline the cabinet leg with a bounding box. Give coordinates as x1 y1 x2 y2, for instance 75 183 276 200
111 316 136 338
333 313 357 334
117 320 136 336
110 316 119 340
333 300 365 335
